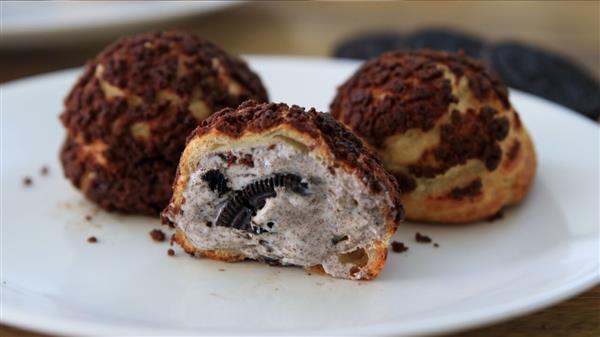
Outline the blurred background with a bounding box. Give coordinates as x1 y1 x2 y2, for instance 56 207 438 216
1 1 599 336
2 1 599 119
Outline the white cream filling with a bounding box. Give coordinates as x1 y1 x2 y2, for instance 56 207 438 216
171 142 389 278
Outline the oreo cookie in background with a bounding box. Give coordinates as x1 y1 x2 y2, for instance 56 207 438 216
333 28 485 60
405 28 485 58
332 29 600 121
332 31 405 60
490 42 600 120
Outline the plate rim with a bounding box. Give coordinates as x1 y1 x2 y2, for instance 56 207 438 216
0 1 240 48
1 55 599 336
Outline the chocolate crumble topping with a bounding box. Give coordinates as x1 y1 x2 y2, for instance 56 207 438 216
409 107 509 178
59 31 268 215
447 178 483 200
331 50 509 147
507 140 521 162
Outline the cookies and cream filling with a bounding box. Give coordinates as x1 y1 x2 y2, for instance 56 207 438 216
167 142 389 278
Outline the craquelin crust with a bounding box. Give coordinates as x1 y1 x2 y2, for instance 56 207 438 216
163 101 404 280
60 31 268 215
330 50 536 223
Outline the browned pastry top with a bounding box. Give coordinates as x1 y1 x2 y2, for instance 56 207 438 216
62 30 267 148
59 31 268 215
330 49 509 147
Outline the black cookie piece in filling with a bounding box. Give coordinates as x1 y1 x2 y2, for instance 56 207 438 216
215 173 308 234
333 32 405 60
202 169 230 195
405 28 485 58
491 41 600 120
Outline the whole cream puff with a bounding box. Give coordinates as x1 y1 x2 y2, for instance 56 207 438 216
60 31 268 215
331 50 536 223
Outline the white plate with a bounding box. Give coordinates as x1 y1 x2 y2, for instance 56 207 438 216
0 1 238 47
1 56 598 336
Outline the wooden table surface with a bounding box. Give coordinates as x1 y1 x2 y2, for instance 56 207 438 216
1 2 598 336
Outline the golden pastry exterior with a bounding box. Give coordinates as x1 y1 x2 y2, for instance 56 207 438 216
330 50 536 223
162 101 403 280
60 31 268 215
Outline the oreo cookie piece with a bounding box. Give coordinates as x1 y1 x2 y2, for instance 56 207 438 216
491 41 600 120
216 173 308 233
333 32 405 60
406 28 485 58
202 169 230 195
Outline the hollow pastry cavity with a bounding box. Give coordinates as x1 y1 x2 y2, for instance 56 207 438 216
163 101 403 280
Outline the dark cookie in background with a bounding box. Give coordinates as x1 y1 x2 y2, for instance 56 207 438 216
333 32 405 60
490 42 600 120
333 30 599 120
405 28 485 58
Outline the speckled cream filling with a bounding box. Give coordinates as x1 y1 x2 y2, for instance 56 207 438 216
169 142 389 278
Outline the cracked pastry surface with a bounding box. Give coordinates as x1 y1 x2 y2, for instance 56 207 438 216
60 31 268 215
162 101 403 280
330 50 536 223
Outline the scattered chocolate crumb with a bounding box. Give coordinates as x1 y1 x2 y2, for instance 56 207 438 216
488 209 505 222
239 154 254 167
415 232 432 243
22 177 32 187
40 166 49 176
167 248 175 256
391 241 409 253
307 272 312 276
331 235 349 245
87 236 98 243
218 268 225 272
85 215 93 221
149 229 166 242
218 152 238 166
434 243 440 248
